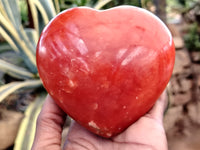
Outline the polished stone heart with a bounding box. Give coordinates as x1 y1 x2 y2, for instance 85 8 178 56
36 6 175 138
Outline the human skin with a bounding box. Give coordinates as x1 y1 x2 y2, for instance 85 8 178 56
31 91 168 150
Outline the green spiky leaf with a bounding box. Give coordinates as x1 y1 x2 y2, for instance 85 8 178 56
14 93 46 150
0 59 35 79
0 80 42 103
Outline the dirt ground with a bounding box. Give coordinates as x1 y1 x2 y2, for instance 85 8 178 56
164 23 200 150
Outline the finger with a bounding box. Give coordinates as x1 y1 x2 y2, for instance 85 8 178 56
113 91 168 149
64 121 97 149
146 90 168 123
63 120 110 150
31 95 66 150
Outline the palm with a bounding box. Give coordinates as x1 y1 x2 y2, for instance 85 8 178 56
64 93 168 150
32 92 168 150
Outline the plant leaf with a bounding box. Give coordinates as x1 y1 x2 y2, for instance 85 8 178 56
0 59 35 79
94 0 112 10
38 0 56 19
0 26 18 52
28 0 56 35
0 0 38 73
0 0 21 29
0 14 37 73
0 42 13 53
53 0 60 14
14 92 46 150
0 80 43 103
27 0 39 35
24 28 38 52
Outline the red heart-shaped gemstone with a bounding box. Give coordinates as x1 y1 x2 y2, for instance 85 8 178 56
36 6 175 138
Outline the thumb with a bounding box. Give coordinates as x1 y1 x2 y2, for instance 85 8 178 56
147 90 168 123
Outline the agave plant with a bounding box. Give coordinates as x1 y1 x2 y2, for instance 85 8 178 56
0 0 57 104
0 0 57 149
0 0 114 149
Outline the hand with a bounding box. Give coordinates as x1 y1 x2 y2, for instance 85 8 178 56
31 91 168 150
